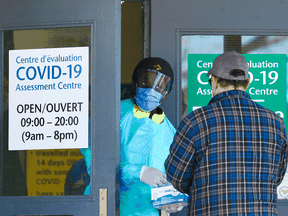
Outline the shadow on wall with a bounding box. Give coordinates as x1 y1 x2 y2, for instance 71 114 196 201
121 84 133 100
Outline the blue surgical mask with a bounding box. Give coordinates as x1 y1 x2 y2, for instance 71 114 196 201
135 87 164 112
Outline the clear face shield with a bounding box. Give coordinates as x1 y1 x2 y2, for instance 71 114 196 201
134 70 171 112
136 70 171 95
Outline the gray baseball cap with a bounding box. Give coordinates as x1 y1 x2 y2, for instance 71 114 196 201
207 51 249 80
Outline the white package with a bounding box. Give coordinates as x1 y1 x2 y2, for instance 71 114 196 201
151 185 189 209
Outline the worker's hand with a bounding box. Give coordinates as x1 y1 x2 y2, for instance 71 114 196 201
163 204 184 213
140 166 167 187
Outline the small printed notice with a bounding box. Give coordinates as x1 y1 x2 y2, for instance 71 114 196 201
27 149 84 196
9 47 89 150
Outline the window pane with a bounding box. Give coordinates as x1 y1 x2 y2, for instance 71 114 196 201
181 35 288 200
1 27 91 196
181 35 224 117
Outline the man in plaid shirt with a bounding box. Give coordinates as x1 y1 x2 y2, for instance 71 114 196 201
165 51 288 216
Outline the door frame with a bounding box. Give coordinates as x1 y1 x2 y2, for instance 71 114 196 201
0 1 121 215
151 1 288 215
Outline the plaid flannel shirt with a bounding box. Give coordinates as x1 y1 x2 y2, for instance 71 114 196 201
165 90 288 216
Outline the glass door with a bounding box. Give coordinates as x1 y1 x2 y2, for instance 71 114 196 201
180 34 288 202
150 1 288 215
0 1 120 215
2 27 91 197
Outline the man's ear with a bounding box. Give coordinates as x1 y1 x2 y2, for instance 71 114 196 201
211 76 216 82
244 77 251 91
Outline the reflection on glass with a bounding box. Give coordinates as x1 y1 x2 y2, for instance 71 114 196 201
1 27 91 196
181 35 288 118
181 35 288 200
181 35 224 117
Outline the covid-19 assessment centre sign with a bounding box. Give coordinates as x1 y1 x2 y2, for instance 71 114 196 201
9 47 89 151
188 54 287 127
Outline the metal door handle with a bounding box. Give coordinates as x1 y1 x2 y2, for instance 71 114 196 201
99 188 107 216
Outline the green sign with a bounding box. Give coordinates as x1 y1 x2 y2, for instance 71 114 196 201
188 54 287 128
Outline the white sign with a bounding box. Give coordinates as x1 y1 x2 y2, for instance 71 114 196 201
9 47 89 150
278 173 288 199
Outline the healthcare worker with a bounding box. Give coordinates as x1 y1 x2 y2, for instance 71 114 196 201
76 57 183 214
120 57 182 215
